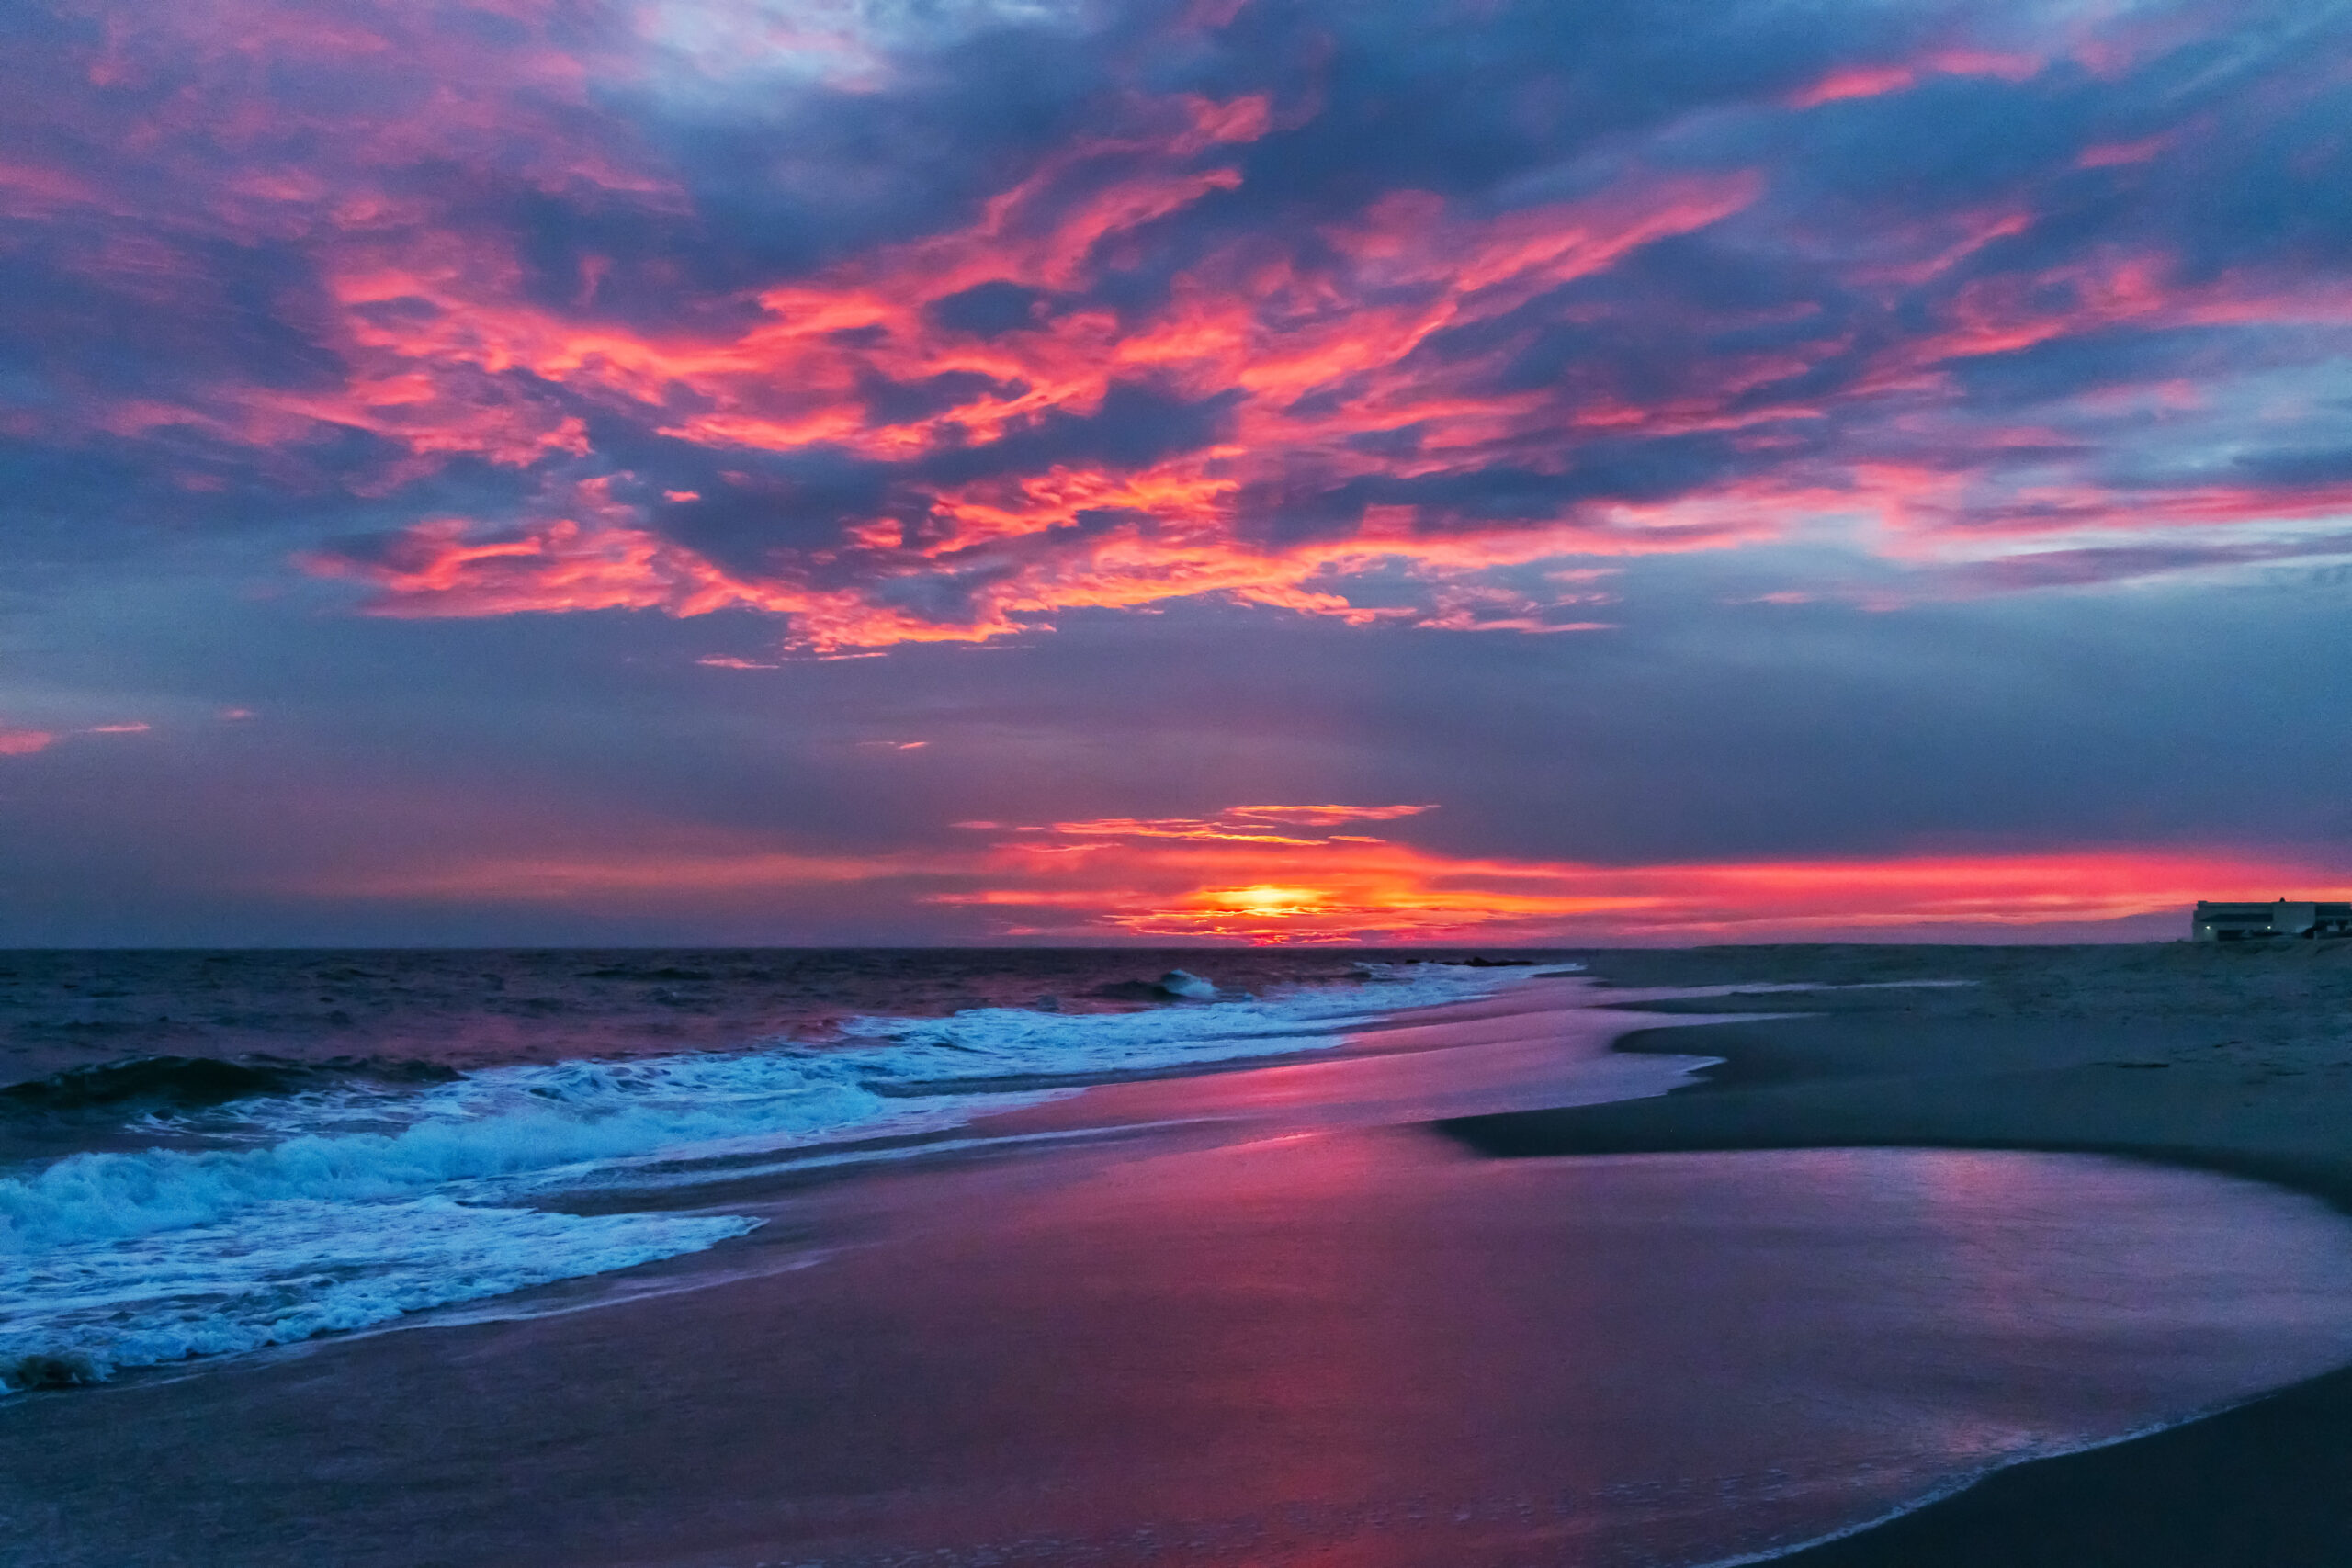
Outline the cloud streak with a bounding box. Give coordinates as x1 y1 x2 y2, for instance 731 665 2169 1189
0 0 2339 654
297 800 2342 944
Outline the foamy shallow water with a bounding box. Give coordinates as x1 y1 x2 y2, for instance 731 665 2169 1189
0 962 1536 1390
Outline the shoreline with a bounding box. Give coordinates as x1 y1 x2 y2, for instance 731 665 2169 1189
24 968 2349 1567
14 953 2352 1565
1441 942 2352 1567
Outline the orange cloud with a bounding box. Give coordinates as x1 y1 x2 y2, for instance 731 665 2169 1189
288 150 1769 649
966 804 1439 847
206 62 2332 648
15 0 2345 672
301 488 1749 650
946 835 2340 944
300 800 2334 947
0 728 57 756
1220 804 1436 826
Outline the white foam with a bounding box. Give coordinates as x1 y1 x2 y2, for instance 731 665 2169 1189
0 1198 753 1392
1157 968 1220 999
0 962 1524 1388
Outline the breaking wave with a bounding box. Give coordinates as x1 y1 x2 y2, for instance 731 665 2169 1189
1 1200 754 1393
0 1054 459 1119
0 962 1531 1392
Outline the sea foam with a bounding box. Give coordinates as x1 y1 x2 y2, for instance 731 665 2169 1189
2 1200 754 1391
0 962 1529 1391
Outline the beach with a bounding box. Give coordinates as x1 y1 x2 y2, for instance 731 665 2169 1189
6 947 2352 1564
1450 940 2352 1565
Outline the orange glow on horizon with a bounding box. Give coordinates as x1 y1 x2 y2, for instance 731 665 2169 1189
299 800 2349 946
1206 885 1330 915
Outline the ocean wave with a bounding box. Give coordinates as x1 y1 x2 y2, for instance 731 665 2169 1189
0 962 1528 1389
0 1054 459 1119
0 1199 754 1393
4 963 1522 1254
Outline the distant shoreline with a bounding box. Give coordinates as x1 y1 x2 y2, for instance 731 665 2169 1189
1442 942 2352 1567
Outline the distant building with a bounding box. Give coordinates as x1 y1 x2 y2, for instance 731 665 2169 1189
2192 899 2352 942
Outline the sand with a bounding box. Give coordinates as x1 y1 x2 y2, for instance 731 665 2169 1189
1445 941 2352 1565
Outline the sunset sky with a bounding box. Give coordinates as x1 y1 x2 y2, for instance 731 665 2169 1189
3 0 2348 945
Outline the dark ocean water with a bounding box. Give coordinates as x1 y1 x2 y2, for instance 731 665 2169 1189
0 946 1571 1081
0 948 1566 1393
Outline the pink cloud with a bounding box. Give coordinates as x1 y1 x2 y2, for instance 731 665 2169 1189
2075 134 2173 169
1788 63 1920 108
289 158 1771 649
1787 49 2040 107
11 0 2340 658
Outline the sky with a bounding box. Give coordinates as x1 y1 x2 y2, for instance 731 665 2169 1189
2 0 2349 946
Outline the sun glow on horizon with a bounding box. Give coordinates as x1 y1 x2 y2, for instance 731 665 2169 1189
295 802 2352 946
1204 885 1330 915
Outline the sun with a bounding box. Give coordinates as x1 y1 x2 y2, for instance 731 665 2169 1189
1207 885 1328 915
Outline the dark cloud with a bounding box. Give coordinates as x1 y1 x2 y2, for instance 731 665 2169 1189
2234 447 2352 487
650 459 898 570
2 0 2349 938
911 380 1240 486
927 281 1054 339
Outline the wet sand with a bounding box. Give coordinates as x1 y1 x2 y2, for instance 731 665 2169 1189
1445 942 2352 1566
11 965 2352 1566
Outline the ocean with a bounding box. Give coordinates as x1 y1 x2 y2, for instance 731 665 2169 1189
7 951 2352 1567
0 948 1543 1392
